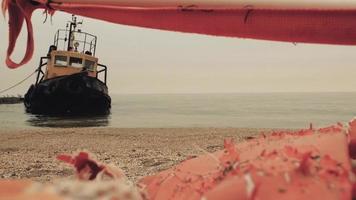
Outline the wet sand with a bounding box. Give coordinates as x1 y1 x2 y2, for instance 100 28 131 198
0 127 272 182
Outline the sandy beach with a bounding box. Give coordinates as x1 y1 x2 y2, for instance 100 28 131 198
0 127 271 182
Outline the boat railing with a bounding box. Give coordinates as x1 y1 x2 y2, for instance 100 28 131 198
53 29 97 56
97 64 107 85
35 57 49 85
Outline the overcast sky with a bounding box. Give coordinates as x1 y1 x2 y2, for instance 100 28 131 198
1 10 356 95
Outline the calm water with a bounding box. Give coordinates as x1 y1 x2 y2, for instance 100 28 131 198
0 93 355 129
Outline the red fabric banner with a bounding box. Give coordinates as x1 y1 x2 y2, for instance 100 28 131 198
2 0 356 68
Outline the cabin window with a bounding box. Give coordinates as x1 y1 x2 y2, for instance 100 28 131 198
69 57 83 68
54 55 67 67
84 60 96 71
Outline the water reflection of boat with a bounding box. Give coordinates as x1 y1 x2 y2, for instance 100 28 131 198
26 115 110 128
24 15 111 115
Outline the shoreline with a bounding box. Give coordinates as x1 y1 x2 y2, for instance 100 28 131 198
0 127 274 182
0 96 23 104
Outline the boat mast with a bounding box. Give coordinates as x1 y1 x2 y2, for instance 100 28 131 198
67 15 78 51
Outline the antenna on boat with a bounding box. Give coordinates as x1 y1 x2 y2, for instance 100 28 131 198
67 15 82 51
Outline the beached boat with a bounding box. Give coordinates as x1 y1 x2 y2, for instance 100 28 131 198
24 16 111 115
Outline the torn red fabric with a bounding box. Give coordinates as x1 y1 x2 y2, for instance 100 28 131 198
348 118 356 159
57 151 126 180
53 4 356 46
57 152 105 180
2 0 356 68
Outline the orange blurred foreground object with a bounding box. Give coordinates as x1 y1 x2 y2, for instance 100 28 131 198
1 121 356 200
139 124 352 200
0 180 62 200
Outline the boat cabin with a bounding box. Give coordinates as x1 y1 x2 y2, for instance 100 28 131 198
46 50 98 79
35 16 107 85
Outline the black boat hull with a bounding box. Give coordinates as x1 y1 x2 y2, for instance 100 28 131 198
24 73 111 115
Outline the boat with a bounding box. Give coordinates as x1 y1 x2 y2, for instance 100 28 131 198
24 15 111 115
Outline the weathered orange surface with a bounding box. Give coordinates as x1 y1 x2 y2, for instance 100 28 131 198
0 180 32 196
1 121 355 200
0 180 62 200
139 125 352 200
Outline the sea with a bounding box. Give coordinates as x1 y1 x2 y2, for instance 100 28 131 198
0 93 355 129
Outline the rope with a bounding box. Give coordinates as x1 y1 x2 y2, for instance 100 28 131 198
0 70 37 95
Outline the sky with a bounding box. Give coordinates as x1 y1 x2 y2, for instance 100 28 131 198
1 11 356 95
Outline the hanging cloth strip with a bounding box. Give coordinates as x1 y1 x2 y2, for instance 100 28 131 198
2 0 356 69
3 0 39 69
